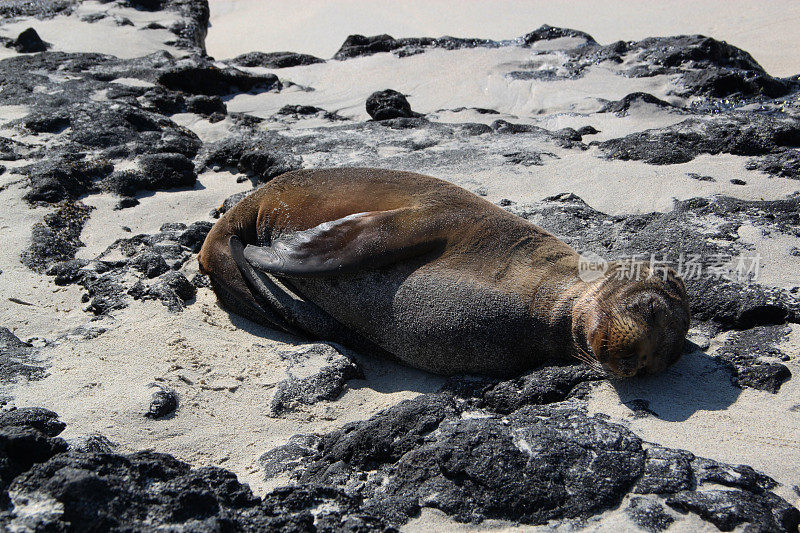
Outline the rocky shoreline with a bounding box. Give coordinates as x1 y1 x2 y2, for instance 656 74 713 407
0 0 799 530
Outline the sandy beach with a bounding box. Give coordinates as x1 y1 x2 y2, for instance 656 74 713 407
0 0 798 530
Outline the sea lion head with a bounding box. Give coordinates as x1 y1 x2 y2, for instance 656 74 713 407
574 262 690 378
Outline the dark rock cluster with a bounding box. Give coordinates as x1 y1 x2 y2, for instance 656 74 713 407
714 325 793 393
37 221 211 314
5 27 50 53
0 0 73 19
0 408 394 531
333 33 499 60
509 192 799 392
596 113 800 165
260 392 799 530
156 58 281 96
200 136 302 184
366 89 418 120
228 50 325 68
21 201 94 273
2 398 794 531
522 24 596 46
270 344 363 415
0 329 47 388
599 92 679 116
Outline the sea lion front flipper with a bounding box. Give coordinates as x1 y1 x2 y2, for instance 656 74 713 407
243 208 443 277
230 235 394 355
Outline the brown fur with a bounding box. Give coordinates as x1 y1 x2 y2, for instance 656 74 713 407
199 168 690 377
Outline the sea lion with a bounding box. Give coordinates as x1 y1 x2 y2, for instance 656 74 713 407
198 168 690 378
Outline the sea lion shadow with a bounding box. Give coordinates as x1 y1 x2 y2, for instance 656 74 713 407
224 309 309 345
344 351 448 395
224 302 446 395
607 344 742 422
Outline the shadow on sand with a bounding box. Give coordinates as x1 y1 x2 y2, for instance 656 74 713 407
221 301 741 416
222 303 447 396
607 344 741 422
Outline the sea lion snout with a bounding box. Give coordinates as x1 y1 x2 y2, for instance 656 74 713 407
582 269 690 378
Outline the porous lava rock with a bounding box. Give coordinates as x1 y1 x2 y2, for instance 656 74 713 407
258 393 799 530
366 89 417 120
8 28 50 53
270 344 363 414
229 51 324 68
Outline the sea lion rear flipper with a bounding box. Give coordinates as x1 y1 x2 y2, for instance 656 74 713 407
243 208 443 277
227 235 304 335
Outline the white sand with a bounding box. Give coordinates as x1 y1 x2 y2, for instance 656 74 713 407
207 0 800 77
226 47 682 119
0 1 185 60
588 324 800 506
1 3 799 529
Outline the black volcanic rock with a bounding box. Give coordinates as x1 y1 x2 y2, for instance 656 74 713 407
450 364 606 414
157 62 281 95
597 114 800 165
130 250 171 278
201 136 301 183
681 68 794 99
366 89 416 120
138 152 197 189
103 152 197 197
714 325 792 393
130 270 196 311
105 153 196 196
0 328 47 384
0 424 392 531
35 220 211 316
229 51 324 68
303 401 645 524
259 485 394 531
667 490 799 532
747 150 800 180
629 35 766 73
185 94 226 115
270 344 363 414
9 28 50 53
634 446 694 494
0 1 73 18
268 393 799 529
145 384 178 419
23 157 113 204
334 33 498 60
260 434 321 479
0 408 68 507
21 201 94 273
0 408 65 437
558 33 796 100
334 34 401 60
626 497 675 532
599 92 677 115
177 220 213 252
522 24 596 45
7 451 266 530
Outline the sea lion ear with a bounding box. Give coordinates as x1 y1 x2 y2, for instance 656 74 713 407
244 208 443 278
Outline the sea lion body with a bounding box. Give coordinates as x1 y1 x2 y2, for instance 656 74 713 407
199 168 690 377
